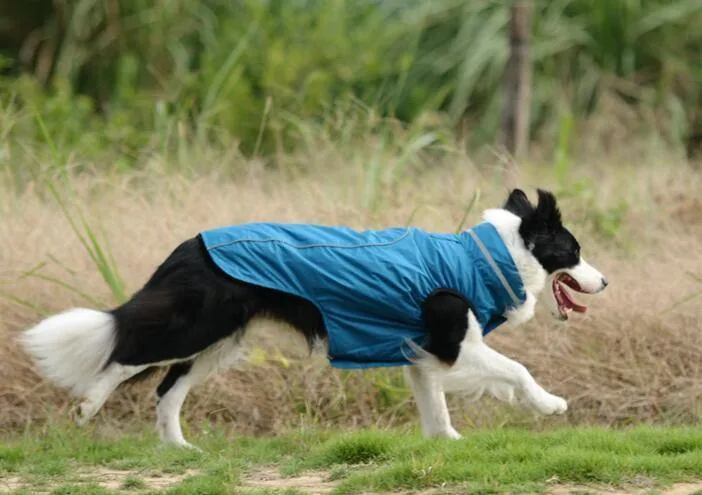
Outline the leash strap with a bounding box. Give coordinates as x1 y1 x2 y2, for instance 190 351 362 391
467 229 522 307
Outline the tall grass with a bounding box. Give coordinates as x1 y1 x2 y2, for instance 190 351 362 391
2 0 701 163
1 124 701 432
45 182 127 304
1 0 701 438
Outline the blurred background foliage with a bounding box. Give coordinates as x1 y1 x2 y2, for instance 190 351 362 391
1 0 701 166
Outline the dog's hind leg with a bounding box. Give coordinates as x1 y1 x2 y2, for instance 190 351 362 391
404 365 461 439
76 363 150 425
155 362 196 448
155 336 245 449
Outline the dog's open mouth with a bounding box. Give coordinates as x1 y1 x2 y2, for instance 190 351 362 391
553 273 587 320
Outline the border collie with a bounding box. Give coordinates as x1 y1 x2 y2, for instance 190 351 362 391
20 188 607 448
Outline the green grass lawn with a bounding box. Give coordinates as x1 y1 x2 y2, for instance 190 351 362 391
3 425 702 494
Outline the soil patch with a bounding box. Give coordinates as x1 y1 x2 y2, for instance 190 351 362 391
0 468 199 493
244 467 337 494
242 469 702 495
548 481 702 495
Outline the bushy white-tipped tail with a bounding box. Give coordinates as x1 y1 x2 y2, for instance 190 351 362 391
20 308 116 397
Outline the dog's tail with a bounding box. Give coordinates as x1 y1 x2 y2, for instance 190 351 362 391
20 308 116 397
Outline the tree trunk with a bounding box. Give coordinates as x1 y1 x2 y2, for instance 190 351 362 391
500 0 532 187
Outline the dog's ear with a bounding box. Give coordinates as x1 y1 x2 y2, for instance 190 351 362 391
503 188 534 219
517 189 562 250
532 189 562 228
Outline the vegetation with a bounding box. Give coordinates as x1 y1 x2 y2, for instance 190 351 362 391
1 0 702 166
4 425 702 494
1 140 700 432
1 3 702 493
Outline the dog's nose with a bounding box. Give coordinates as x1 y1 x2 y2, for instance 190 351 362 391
601 277 609 289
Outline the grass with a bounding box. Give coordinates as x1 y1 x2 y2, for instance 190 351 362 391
2 149 702 433
4 425 702 494
2 5 702 492
1 125 701 432
1 59 702 489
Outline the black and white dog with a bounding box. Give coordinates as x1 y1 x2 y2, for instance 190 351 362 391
21 189 607 448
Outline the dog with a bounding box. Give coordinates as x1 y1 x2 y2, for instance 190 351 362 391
20 188 607 448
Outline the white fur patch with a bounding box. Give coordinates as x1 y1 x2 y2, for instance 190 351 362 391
156 335 245 449
481 208 547 326
564 257 607 294
412 311 567 416
20 308 116 397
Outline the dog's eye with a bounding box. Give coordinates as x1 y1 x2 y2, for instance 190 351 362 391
574 247 580 259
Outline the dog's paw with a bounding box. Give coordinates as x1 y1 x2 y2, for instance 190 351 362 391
161 438 203 452
531 390 568 415
73 399 99 426
180 441 203 452
427 426 462 440
444 427 463 440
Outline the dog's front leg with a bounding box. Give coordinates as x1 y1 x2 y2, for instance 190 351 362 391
455 342 567 415
404 365 461 439
404 288 475 439
438 312 567 415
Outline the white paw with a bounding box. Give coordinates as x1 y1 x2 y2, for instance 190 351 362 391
162 438 202 451
180 441 203 452
530 390 568 415
428 426 462 440
74 400 99 426
445 427 463 439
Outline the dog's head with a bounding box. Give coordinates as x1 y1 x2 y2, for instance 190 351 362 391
499 188 608 321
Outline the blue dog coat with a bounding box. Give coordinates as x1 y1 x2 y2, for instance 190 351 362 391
201 222 525 369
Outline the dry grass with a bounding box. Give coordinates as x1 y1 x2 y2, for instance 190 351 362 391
1 148 701 435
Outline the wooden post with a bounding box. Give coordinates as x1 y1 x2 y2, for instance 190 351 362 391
500 0 532 186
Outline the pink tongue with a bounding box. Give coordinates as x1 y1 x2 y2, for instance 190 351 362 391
560 283 587 313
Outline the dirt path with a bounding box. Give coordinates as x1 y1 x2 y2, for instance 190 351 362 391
242 468 702 495
0 468 198 494
5 467 702 494
548 482 702 495
244 467 337 494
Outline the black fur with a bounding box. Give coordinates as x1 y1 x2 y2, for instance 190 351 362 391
422 289 471 366
504 188 581 273
107 237 327 368
157 362 193 398
502 188 533 219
